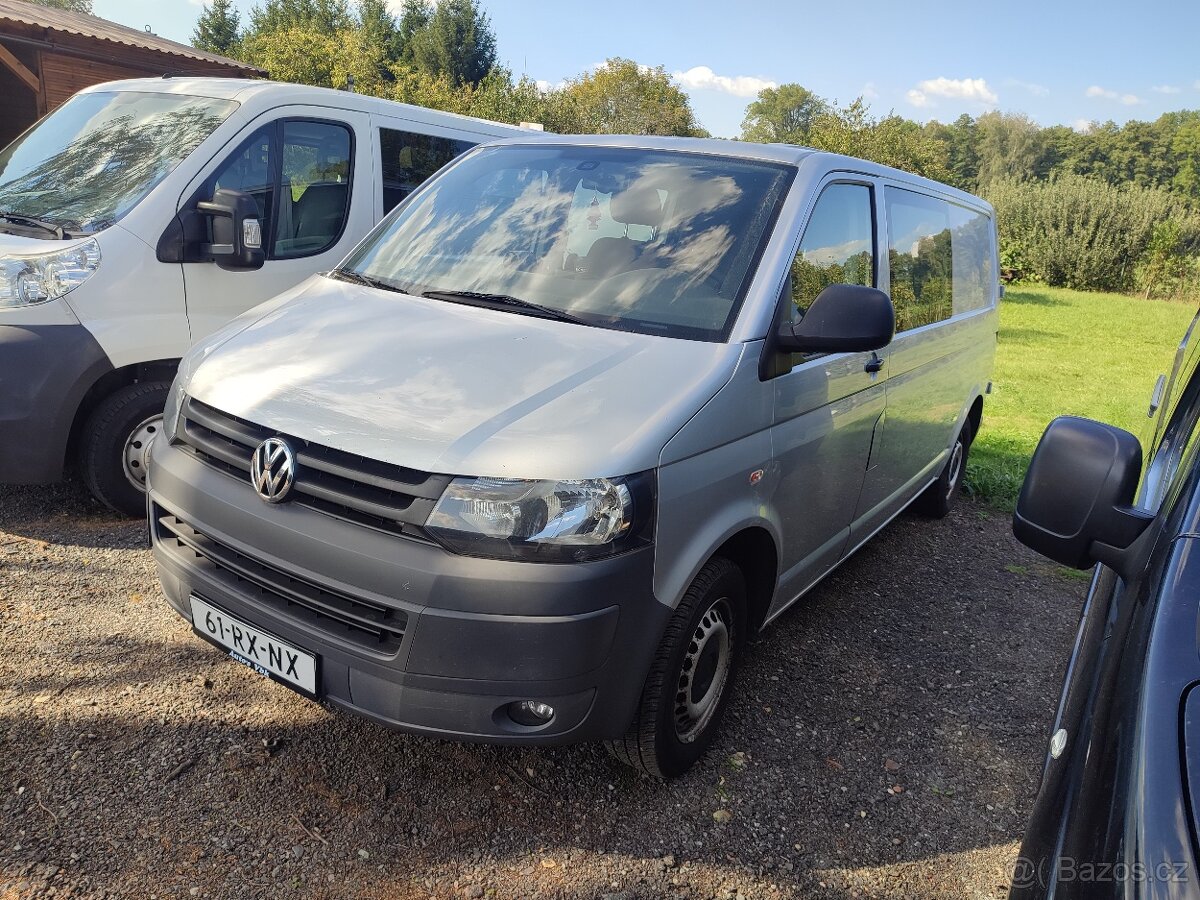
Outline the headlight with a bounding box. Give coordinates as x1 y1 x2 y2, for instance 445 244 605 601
427 471 655 562
0 238 101 308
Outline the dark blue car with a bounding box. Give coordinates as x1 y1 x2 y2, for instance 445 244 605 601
1010 309 1200 899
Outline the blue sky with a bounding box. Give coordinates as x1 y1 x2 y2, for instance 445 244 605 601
96 0 1200 137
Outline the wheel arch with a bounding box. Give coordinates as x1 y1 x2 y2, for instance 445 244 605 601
65 359 179 471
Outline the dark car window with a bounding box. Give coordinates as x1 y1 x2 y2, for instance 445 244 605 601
379 127 475 213
204 118 354 262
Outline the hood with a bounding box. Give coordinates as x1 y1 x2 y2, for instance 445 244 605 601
0 231 74 254
185 276 743 479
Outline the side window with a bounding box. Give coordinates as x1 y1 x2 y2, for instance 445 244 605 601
208 125 274 241
275 121 352 259
203 119 353 261
949 204 994 316
886 188 954 331
789 182 874 320
379 127 476 213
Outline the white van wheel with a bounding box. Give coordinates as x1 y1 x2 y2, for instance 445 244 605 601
79 381 171 518
123 414 163 489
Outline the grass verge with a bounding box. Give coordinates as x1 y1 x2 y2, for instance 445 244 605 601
965 286 1197 509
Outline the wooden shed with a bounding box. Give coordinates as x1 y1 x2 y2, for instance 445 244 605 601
0 0 264 147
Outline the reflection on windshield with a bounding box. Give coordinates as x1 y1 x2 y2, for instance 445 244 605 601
344 145 794 341
0 91 238 234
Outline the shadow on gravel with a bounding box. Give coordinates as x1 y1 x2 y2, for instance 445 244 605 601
0 479 138 550
0 486 1084 898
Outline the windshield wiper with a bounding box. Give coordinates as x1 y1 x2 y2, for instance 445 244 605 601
422 289 589 326
0 212 66 240
329 269 405 293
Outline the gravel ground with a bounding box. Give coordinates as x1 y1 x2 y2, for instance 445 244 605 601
0 480 1085 899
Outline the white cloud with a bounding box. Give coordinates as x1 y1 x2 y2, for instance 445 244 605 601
1006 78 1050 97
905 89 931 108
672 66 777 98
906 77 998 108
1085 85 1141 104
1072 118 1095 133
1152 84 1182 94
861 81 879 101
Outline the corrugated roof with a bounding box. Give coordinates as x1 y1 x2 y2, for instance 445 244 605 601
0 0 264 74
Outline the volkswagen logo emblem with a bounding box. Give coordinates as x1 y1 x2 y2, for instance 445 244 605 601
250 437 296 503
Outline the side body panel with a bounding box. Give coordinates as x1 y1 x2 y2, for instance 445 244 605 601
854 308 996 539
655 343 777 611
60 224 189 368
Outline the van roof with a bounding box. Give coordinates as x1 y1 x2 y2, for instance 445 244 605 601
76 76 530 137
481 133 992 212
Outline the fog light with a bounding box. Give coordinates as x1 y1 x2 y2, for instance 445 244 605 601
508 700 555 727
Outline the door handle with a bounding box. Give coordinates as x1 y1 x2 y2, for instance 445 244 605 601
864 353 884 374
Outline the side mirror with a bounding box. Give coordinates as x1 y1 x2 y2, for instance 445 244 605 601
1013 416 1154 579
197 188 265 271
777 284 895 354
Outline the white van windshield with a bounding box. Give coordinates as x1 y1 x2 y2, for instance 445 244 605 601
342 144 795 341
0 90 238 236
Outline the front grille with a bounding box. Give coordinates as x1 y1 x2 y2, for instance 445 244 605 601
176 396 450 537
155 509 407 654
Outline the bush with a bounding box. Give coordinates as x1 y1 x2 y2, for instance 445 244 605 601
985 174 1200 292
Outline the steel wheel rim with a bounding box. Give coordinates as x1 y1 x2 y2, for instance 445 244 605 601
945 439 965 501
674 596 733 743
122 415 162 491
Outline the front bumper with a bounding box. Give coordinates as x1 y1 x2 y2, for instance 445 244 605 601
0 324 112 483
148 437 669 744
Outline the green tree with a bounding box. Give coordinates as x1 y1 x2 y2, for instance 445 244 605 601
548 58 701 136
924 114 979 190
740 84 829 144
192 0 242 57
407 0 497 88
357 0 400 61
246 0 352 38
975 112 1045 185
1173 119 1200 199
18 0 92 10
395 0 431 64
241 24 386 93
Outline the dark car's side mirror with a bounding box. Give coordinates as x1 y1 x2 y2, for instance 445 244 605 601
197 188 265 271
776 284 895 354
1013 416 1155 579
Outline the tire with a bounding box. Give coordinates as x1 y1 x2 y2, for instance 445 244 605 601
606 557 747 778
915 420 973 519
79 381 171 517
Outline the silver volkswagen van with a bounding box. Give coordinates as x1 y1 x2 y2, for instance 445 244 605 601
147 136 997 777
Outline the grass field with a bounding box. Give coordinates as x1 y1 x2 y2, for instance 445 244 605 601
966 286 1198 509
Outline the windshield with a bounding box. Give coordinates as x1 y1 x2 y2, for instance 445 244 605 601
0 90 238 235
342 144 795 341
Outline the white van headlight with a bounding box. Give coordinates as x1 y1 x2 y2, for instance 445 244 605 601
427 472 655 562
0 238 101 308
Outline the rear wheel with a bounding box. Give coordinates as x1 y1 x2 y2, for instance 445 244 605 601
606 557 747 778
916 421 972 518
79 381 170 517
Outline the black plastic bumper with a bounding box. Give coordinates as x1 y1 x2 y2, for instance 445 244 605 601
0 324 112 483
147 437 670 744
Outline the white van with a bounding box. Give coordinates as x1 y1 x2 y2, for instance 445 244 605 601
0 77 526 513
148 135 998 777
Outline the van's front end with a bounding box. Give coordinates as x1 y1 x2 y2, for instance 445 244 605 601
0 85 241 496
147 138 801 776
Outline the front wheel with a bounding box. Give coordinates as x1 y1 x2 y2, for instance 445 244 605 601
79 381 171 517
916 421 972 518
606 557 747 778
